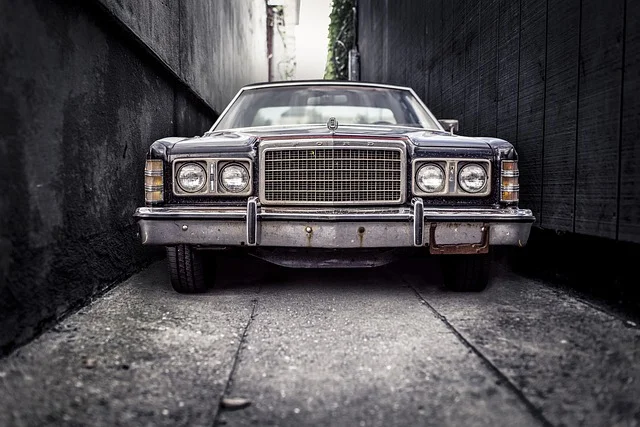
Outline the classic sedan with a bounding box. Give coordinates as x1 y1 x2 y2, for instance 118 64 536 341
134 81 533 293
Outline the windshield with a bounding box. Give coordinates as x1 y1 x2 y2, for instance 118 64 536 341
212 85 440 131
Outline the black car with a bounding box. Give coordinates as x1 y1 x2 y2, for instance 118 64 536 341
134 81 534 293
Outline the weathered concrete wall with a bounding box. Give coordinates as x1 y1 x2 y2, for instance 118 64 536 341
359 0 639 244
98 0 268 111
97 0 181 71
0 0 266 354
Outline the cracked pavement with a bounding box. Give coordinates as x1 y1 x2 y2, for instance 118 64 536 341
0 255 638 427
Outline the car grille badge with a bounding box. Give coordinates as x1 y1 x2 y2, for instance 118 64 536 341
327 117 338 131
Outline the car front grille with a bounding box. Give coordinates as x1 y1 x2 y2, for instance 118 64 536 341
261 145 405 205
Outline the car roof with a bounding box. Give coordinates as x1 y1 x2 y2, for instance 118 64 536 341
240 80 413 91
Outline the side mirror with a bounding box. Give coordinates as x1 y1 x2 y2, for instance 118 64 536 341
438 119 459 135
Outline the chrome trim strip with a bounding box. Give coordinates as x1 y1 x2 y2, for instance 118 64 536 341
223 124 429 134
239 81 416 91
135 207 247 219
134 207 535 223
258 139 407 150
501 171 520 177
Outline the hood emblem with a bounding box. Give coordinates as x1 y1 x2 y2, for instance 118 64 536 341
327 117 338 131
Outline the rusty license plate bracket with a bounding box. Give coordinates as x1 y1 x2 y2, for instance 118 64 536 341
429 223 490 255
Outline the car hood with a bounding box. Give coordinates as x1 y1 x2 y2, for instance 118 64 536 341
164 125 500 156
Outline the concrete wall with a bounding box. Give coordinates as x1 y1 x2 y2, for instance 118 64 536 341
359 0 639 244
99 0 268 111
0 0 267 354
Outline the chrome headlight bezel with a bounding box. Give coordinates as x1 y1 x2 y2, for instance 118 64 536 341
172 158 253 197
176 162 207 193
219 163 250 194
412 158 491 197
415 163 446 193
458 163 488 194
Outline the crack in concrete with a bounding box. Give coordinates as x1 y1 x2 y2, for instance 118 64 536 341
212 293 260 427
401 276 554 427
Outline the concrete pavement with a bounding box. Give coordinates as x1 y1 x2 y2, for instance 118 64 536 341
0 254 638 426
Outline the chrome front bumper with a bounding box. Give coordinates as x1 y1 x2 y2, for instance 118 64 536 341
134 198 534 252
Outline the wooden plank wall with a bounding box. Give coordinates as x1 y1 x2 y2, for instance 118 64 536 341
542 0 580 232
477 0 498 137
575 0 624 238
439 0 454 120
495 0 520 147
358 0 638 243
620 0 639 241
450 0 467 129
358 0 387 83
516 0 546 224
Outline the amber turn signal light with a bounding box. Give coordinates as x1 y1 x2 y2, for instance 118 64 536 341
502 160 518 171
145 159 164 204
500 160 519 203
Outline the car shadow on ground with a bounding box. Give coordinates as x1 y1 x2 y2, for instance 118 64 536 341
202 250 496 294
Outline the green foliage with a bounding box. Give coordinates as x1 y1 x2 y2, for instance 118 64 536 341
324 0 355 80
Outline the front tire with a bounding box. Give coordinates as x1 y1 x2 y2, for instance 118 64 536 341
166 245 210 293
441 254 491 292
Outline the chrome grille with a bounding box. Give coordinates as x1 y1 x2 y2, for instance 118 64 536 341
261 146 405 205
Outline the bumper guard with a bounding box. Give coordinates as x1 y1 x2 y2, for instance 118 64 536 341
134 199 534 253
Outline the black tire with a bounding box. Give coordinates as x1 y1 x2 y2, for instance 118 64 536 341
441 254 491 292
166 245 211 293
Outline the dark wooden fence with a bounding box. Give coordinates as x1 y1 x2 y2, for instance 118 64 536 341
358 0 638 243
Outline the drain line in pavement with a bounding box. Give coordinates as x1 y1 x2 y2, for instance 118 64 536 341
401 277 554 427
212 295 260 426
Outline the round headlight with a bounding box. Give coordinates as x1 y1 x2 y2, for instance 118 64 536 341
458 163 487 193
220 163 249 193
416 163 445 193
177 163 206 193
